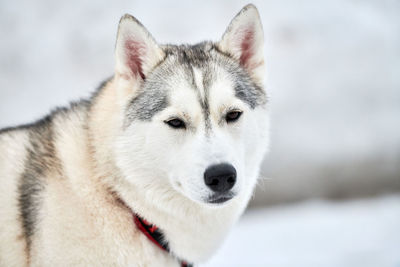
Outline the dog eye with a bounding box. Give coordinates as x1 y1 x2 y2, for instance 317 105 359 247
226 111 242 123
165 118 186 129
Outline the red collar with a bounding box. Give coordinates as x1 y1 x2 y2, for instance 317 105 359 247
133 213 192 267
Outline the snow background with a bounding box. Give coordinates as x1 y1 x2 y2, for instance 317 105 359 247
1 0 399 266
204 195 400 267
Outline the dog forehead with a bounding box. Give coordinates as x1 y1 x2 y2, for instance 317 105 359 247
166 67 202 110
125 43 266 126
163 57 236 113
160 44 266 109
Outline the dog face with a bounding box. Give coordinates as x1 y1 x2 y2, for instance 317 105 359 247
113 5 269 207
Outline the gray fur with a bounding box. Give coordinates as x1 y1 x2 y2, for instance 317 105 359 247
0 101 88 257
19 152 45 250
213 45 267 109
231 68 266 109
17 113 62 252
127 87 169 122
124 71 170 126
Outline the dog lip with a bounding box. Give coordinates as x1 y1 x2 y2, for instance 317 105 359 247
207 193 235 204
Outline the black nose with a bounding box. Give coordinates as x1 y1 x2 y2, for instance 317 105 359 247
204 163 237 193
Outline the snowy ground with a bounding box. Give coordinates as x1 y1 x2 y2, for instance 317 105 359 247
202 195 400 267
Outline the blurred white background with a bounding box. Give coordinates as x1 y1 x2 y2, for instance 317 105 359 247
1 0 399 266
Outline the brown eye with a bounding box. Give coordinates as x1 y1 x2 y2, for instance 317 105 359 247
226 111 242 123
165 118 186 129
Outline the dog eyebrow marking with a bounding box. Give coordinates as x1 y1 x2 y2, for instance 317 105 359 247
234 75 266 109
224 62 267 109
125 87 168 124
124 57 172 126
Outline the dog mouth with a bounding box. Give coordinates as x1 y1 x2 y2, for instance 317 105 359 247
207 193 236 204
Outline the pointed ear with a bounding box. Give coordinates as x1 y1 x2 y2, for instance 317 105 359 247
115 14 164 80
218 4 265 82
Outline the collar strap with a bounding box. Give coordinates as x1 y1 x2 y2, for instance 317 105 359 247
133 214 192 267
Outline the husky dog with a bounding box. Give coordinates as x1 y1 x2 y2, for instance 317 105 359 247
0 4 269 266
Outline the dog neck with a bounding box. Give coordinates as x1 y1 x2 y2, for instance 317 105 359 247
132 205 192 267
112 177 249 263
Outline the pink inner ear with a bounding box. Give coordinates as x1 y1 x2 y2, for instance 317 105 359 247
239 28 254 68
125 40 146 80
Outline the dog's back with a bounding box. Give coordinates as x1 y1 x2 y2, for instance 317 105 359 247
0 107 77 266
0 105 91 266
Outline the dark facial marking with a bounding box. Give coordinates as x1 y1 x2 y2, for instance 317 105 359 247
126 87 168 123
200 66 213 132
221 57 267 109
213 44 267 109
234 75 266 109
